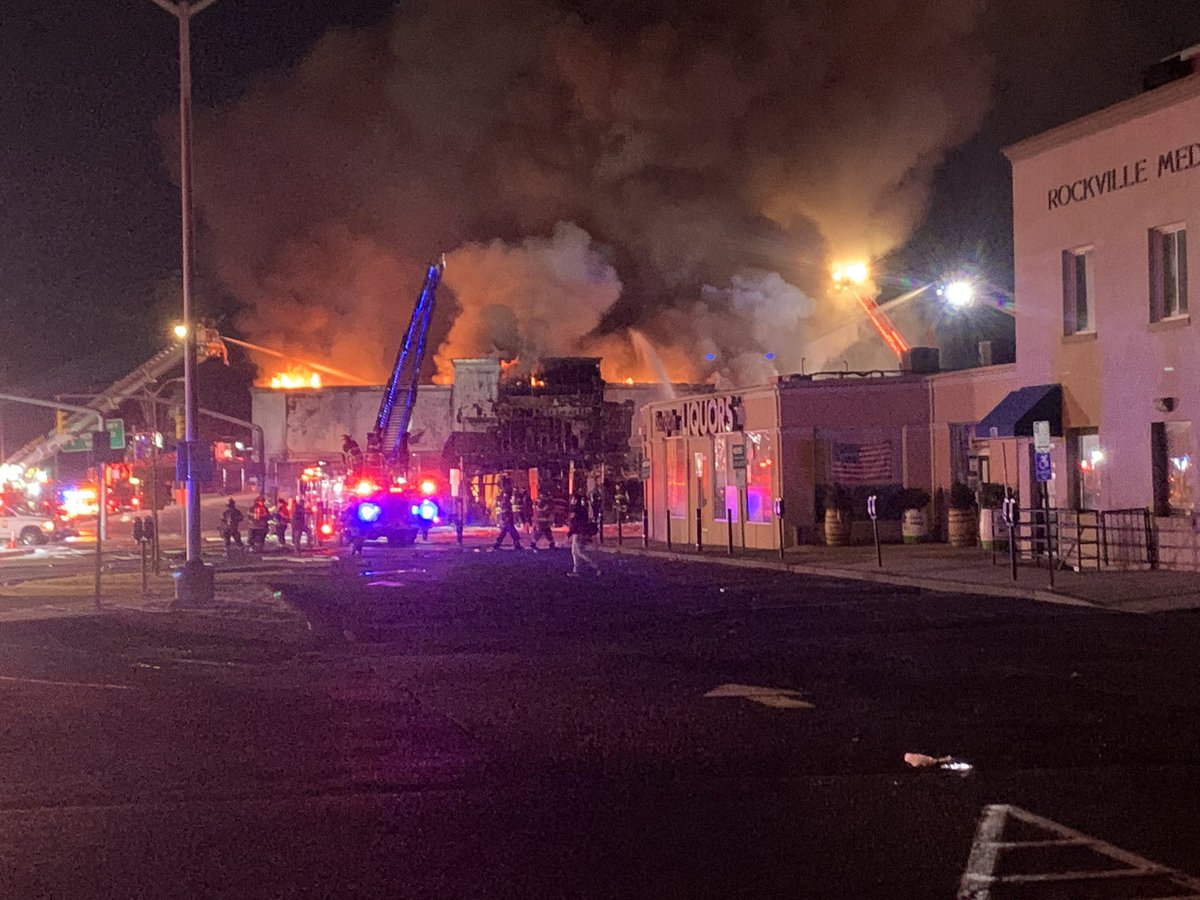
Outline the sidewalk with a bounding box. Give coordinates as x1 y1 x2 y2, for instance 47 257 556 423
594 536 1200 614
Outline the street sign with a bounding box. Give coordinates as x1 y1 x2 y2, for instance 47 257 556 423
61 419 126 453
1033 419 1050 452
731 443 746 470
866 495 878 520
1035 450 1052 482
640 458 651 480
734 467 746 488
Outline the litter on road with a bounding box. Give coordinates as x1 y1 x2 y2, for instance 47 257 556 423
704 683 815 709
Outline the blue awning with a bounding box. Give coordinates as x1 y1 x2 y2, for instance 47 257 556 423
975 384 1062 438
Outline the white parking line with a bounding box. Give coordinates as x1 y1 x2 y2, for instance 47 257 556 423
959 804 1200 899
0 674 132 691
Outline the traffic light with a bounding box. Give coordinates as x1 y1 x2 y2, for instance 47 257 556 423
56 410 67 434
173 409 185 440
132 519 144 543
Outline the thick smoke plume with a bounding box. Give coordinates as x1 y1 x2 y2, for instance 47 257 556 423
190 0 993 386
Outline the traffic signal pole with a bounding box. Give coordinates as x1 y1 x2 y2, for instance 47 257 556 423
0 394 106 602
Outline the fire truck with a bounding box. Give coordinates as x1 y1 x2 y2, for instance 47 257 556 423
342 258 445 548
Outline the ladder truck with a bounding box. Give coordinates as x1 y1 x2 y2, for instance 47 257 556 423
343 258 445 547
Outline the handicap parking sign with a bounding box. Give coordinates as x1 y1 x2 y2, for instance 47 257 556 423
1034 450 1053 482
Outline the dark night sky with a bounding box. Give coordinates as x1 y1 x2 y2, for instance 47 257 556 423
2 1 1199 427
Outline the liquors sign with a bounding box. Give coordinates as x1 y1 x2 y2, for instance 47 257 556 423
654 395 744 437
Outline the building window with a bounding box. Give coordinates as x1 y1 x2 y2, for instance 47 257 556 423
712 435 739 522
745 431 774 524
666 439 686 518
1150 225 1188 321
1151 422 1194 516
1069 429 1103 510
1061 246 1094 334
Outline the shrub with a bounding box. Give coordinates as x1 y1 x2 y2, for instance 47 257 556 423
949 481 976 510
979 482 1008 509
898 487 931 511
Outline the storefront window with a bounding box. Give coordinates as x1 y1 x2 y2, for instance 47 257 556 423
667 439 686 517
1152 422 1194 516
713 436 739 522
1070 430 1103 510
745 431 774 523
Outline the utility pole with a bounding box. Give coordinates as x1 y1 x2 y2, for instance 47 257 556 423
147 0 225 604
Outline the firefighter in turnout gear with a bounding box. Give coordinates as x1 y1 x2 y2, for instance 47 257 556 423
221 498 244 549
493 490 522 550
530 493 555 550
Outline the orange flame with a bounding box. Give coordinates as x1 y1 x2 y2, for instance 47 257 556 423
269 368 323 389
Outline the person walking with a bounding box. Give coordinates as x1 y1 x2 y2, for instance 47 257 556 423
530 493 555 550
221 498 244 550
568 492 599 576
493 490 522 550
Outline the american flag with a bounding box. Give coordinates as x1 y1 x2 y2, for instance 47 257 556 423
831 440 893 485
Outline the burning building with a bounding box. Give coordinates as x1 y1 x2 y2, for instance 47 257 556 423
251 356 705 496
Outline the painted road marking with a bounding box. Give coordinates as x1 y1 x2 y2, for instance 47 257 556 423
959 804 1200 899
0 674 132 691
703 683 814 709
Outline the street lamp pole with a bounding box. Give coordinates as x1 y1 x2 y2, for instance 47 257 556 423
148 0 223 604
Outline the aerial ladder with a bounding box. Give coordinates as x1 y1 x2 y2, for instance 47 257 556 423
3 342 187 469
359 256 445 482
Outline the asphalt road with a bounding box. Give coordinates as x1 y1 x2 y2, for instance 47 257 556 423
0 542 1197 898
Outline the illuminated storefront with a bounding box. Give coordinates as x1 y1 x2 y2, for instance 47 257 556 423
642 374 940 549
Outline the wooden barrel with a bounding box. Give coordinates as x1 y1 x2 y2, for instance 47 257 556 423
901 509 928 544
824 508 851 546
947 507 976 547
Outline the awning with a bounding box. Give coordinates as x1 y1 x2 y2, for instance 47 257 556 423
975 384 1062 438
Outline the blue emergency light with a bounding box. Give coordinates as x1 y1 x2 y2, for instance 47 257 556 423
357 502 382 523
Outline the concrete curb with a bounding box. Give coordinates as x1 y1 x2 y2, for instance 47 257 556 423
595 545 1100 610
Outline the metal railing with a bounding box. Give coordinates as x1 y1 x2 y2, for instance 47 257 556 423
989 506 1155 578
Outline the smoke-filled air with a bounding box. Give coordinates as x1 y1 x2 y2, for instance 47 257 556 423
189 0 993 387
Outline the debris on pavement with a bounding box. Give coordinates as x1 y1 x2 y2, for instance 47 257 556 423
704 683 815 709
904 752 973 772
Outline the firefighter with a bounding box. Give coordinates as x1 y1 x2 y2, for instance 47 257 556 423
613 482 629 523
273 497 290 547
249 495 270 551
568 492 599 576
511 489 526 530
493 490 522 550
292 498 313 552
220 498 244 550
342 434 363 470
530 493 555 550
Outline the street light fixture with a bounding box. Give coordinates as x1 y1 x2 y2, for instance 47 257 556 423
173 323 189 340
939 280 976 309
147 0 225 605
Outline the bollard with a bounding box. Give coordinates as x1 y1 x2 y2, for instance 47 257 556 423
598 511 604 546
666 511 672 551
726 509 734 556
642 507 649 549
695 508 703 553
617 514 623 546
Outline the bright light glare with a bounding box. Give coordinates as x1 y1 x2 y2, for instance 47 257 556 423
173 324 188 339
832 262 869 287
420 479 437 496
943 280 975 308
354 480 376 496
357 502 382 523
1089 448 1105 466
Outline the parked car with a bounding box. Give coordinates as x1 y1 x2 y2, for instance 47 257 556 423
0 507 57 545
